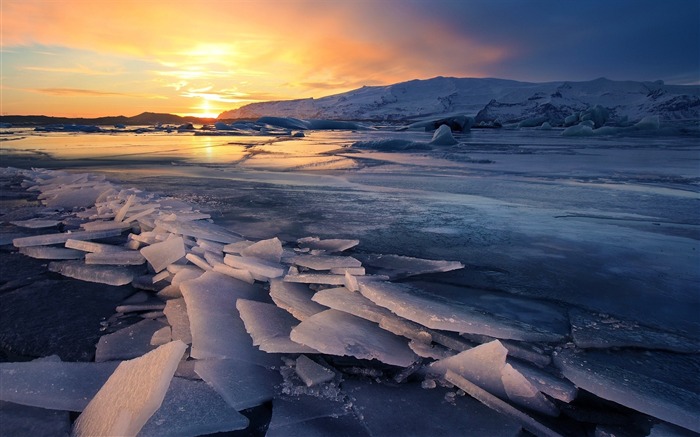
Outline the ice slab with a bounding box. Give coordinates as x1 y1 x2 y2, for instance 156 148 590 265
291 254 362 271
138 377 248 437
297 237 359 253
0 401 70 437
359 280 567 342
295 355 335 387
13 228 123 247
194 359 281 410
10 218 61 228
86 250 146 265
344 378 521 437
224 254 285 280
96 319 168 362
290 309 418 367
65 238 126 253
237 299 319 353
19 246 84 260
269 279 326 321
140 236 186 273
163 298 192 344
72 341 187 437
445 370 564 437
181 272 277 367
283 273 346 285
184 253 212 271
48 260 138 286
509 360 577 403
211 262 255 283
156 219 242 244
150 326 172 346
358 253 463 279
569 307 700 353
240 237 283 263
0 360 119 411
554 348 700 433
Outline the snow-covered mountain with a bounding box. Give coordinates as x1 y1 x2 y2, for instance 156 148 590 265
219 77 700 125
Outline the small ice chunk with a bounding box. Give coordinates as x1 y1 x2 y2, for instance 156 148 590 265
283 273 346 285
19 246 84 260
0 360 119 411
429 124 459 145
290 309 418 367
445 370 564 437
48 260 137 286
72 341 187 437
241 237 283 263
141 237 186 273
291 254 362 271
163 298 192 344
13 228 123 248
138 377 249 437
96 319 168 362
269 279 326 321
194 359 280 410
358 253 463 279
150 326 172 346
224 254 285 279
297 237 359 253
295 355 335 387
86 251 146 265
237 299 319 353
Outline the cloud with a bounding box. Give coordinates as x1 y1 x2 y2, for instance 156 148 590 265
20 65 121 75
29 88 165 99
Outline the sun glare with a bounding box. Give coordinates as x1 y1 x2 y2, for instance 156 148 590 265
195 98 219 119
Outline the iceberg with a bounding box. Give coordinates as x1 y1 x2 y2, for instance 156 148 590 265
429 124 459 146
72 341 187 437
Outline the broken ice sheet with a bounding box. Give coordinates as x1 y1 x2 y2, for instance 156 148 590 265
12 228 123 248
359 280 567 342
181 271 278 367
295 355 335 387
269 279 326 321
72 341 187 437
357 253 463 279
554 348 700 433
155 219 243 244
237 299 319 353
224 254 285 280
194 359 281 411
140 236 186 273
283 272 346 285
344 378 522 437
95 319 168 362
138 377 248 437
48 260 139 286
290 309 418 367
291 254 362 271
0 359 119 411
19 246 84 260
86 250 146 265
240 237 284 263
568 307 700 353
266 394 367 437
0 401 70 437
296 237 359 253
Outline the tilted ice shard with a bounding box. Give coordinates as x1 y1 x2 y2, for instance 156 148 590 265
13 228 123 248
358 253 463 279
72 341 187 437
155 219 243 244
240 237 283 263
223 254 285 280
138 377 249 437
290 309 418 367
269 280 326 321
65 239 127 253
163 298 192 345
296 237 360 253
181 272 278 367
140 237 186 273
0 360 119 411
48 260 138 286
194 359 281 411
554 348 700 433
358 280 566 342
236 299 319 353
291 254 362 271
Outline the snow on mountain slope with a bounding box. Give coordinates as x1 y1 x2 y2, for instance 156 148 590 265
219 77 700 125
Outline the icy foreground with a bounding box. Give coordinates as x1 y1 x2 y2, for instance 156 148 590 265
0 167 699 436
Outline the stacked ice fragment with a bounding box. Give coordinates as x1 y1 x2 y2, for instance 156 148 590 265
1 167 698 437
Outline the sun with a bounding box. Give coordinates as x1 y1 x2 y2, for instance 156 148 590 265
197 98 220 119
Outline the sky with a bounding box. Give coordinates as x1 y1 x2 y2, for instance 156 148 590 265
1 0 698 118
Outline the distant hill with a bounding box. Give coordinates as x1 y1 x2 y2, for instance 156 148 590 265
218 77 700 125
0 112 216 127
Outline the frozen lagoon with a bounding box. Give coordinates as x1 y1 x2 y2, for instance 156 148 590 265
0 125 698 435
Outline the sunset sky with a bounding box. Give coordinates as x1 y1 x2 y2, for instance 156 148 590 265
2 0 698 118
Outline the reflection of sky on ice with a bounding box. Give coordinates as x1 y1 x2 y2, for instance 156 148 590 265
3 127 699 335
